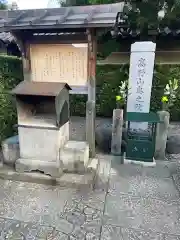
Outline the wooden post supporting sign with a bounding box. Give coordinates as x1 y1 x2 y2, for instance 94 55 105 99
86 29 97 158
11 31 32 81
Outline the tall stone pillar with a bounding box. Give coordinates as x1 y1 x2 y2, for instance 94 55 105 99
111 109 123 156
155 111 170 160
86 100 96 158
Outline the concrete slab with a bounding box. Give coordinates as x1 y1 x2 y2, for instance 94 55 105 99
0 165 58 185
0 177 103 239
104 194 180 235
15 158 62 178
111 158 171 178
0 151 180 239
61 199 103 239
100 225 180 240
101 225 164 239
110 162 179 203
0 180 70 222
0 158 99 189
0 217 68 240
109 174 179 203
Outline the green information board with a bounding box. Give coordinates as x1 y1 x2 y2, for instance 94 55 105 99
126 112 160 162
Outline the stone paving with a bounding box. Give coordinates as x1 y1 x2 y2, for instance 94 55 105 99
1 154 180 239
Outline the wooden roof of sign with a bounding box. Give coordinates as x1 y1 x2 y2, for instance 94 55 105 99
0 31 14 43
0 2 124 31
11 81 71 96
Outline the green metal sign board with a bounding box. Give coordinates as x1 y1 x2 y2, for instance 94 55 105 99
126 112 160 162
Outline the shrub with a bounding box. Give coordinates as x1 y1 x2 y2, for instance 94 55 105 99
71 64 180 120
1 55 180 143
0 55 23 142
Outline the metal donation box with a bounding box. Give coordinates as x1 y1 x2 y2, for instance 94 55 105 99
126 112 160 162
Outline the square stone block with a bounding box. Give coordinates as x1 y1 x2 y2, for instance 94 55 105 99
18 122 69 161
1 136 20 166
60 141 89 173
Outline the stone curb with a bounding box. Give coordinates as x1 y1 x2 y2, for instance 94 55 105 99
0 158 99 188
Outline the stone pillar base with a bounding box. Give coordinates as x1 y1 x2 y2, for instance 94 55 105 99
124 158 156 167
15 158 63 178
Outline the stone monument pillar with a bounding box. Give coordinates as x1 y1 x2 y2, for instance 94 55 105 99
127 41 156 130
125 41 156 165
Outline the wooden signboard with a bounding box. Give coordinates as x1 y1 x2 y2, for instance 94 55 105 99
30 44 88 89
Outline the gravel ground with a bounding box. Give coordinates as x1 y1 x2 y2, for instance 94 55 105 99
70 117 180 162
168 122 180 136
69 116 111 142
70 116 180 140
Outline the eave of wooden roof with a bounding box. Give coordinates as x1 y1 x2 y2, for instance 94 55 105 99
0 2 124 31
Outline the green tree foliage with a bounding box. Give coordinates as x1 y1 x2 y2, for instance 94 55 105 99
70 64 180 120
60 0 180 34
88 0 116 4
0 0 7 9
122 0 180 35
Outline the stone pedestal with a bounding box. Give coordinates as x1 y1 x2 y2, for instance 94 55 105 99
155 111 170 160
15 122 69 177
11 81 71 177
18 122 69 160
0 157 99 189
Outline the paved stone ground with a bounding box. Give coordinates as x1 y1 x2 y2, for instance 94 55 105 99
0 154 180 239
1 117 180 239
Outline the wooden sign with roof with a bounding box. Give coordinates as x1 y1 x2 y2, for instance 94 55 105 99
0 2 124 157
0 3 124 94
